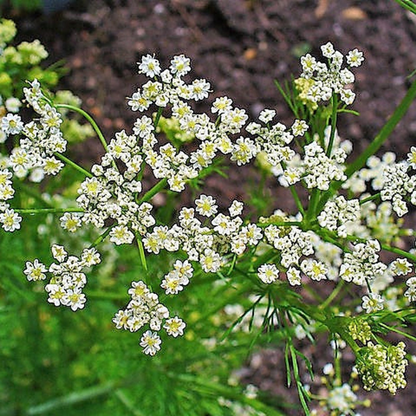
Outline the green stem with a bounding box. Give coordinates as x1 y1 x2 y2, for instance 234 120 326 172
393 0 416 14
380 242 416 263
306 188 320 223
319 280 345 310
136 233 148 272
359 193 380 205
379 322 416 342
54 152 93 178
14 207 83 215
290 185 305 216
56 103 120 171
153 107 163 130
89 226 114 249
56 104 108 152
326 94 338 157
280 160 305 216
138 178 168 203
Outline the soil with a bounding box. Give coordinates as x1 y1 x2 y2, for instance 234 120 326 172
8 0 416 414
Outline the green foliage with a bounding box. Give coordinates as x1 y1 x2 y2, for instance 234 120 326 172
0 0 42 12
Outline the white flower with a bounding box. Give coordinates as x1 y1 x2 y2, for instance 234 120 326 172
63 288 86 311
138 54 161 77
45 284 66 307
346 48 364 67
0 208 21 232
321 42 335 58
5 97 21 113
200 249 222 273
258 264 279 284
140 330 162 356
287 266 301 286
81 248 101 266
110 225 135 245
164 316 186 337
195 194 218 217
24 259 47 281
51 244 67 262
60 212 81 233
259 109 276 124
362 293 384 313
170 55 191 77
2 113 23 135
291 119 308 137
190 79 210 101
211 96 233 114
229 200 243 217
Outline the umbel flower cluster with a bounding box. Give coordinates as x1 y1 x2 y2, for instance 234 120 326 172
2 42 415 405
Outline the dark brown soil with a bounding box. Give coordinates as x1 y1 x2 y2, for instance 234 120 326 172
10 0 416 414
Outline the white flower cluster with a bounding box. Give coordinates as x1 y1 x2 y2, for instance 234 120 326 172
268 126 353 190
127 54 259 192
318 195 360 237
263 219 314 286
6 46 414 371
340 240 387 286
404 276 416 302
246 111 294 168
144 196 262 294
0 168 20 231
326 383 358 415
302 142 347 190
299 42 364 106
113 280 186 355
24 245 101 311
74 131 155 235
380 160 416 217
344 152 397 194
4 80 66 179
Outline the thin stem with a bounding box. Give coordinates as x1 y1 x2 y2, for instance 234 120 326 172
393 0 416 14
289 185 306 216
153 107 163 130
326 94 338 157
379 322 416 342
306 188 321 223
359 193 380 205
56 104 108 152
56 103 119 171
319 280 345 310
136 232 148 272
89 226 114 249
14 208 83 215
138 178 168 203
380 242 416 263
54 152 93 178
